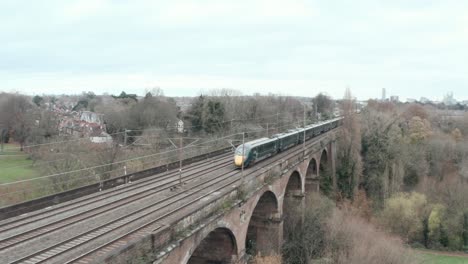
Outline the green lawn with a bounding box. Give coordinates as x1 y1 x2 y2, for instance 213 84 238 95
0 143 38 183
418 251 468 264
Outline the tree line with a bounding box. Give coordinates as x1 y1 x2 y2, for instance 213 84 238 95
0 89 336 206
277 89 468 264
333 91 468 252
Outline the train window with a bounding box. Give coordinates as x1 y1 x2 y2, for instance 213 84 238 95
235 145 250 155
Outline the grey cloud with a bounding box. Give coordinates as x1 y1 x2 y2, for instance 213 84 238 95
0 0 467 100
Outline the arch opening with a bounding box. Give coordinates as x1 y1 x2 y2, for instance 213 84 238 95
319 149 333 196
285 171 302 198
188 227 238 264
245 191 281 258
283 171 303 248
305 158 318 193
284 171 302 223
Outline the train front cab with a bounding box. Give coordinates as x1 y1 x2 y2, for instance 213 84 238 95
234 144 250 168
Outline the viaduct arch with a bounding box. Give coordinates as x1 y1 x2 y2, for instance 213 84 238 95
151 133 337 264
245 190 280 257
187 227 238 264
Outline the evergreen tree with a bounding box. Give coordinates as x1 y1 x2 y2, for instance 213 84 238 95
186 95 205 132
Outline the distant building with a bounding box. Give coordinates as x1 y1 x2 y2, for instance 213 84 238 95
80 111 103 124
381 88 386 101
407 98 417 103
58 111 112 144
443 92 457 105
90 133 113 143
177 119 185 133
420 97 430 104
390 96 399 103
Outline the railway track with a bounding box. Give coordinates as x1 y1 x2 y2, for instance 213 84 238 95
63 136 326 264
0 152 232 233
0 155 233 251
8 163 241 264
1 130 336 264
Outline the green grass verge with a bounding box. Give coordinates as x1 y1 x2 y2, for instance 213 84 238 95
418 251 468 264
0 143 38 183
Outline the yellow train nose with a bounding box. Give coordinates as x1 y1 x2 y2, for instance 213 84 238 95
234 155 245 167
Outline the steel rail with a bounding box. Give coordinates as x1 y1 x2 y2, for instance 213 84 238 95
64 131 335 264
53 130 338 264
7 160 242 264
0 157 232 250
5 126 339 264
0 152 231 232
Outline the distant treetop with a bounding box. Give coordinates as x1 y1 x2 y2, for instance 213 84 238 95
112 91 138 101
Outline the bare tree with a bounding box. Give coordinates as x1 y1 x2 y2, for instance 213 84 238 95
336 88 362 198
0 93 35 150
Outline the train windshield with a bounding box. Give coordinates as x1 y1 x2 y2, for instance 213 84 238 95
235 145 249 155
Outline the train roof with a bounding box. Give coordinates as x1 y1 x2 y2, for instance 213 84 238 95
244 137 276 148
287 128 304 133
305 117 342 128
246 137 269 145
273 130 300 139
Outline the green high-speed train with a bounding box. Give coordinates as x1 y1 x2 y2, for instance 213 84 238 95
234 117 342 168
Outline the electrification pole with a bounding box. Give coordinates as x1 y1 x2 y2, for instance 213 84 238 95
0 129 4 153
179 137 183 186
124 129 129 146
241 132 245 183
303 105 306 156
276 112 279 133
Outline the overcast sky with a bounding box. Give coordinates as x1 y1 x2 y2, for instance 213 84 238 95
1 0 467 100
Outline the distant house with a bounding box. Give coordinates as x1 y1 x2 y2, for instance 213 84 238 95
58 111 112 144
80 111 103 124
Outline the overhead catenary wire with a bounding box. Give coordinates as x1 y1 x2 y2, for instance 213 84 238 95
124 109 305 133
1 118 304 176
5 130 127 151
0 114 304 175
0 133 241 186
5 109 304 151
3 111 304 169
0 145 221 197
0 106 321 207
0 118 321 203
0 110 310 183
0 145 223 198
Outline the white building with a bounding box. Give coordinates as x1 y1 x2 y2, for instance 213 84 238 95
177 119 185 133
443 92 457 105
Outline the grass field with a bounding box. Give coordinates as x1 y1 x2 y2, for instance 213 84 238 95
0 143 38 183
418 250 468 264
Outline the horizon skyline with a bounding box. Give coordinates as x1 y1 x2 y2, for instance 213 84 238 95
2 87 465 103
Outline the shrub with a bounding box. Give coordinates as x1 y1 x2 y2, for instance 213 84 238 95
326 209 418 264
282 193 334 263
428 204 447 248
380 192 428 243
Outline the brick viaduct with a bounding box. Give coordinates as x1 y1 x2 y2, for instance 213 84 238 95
141 130 339 264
